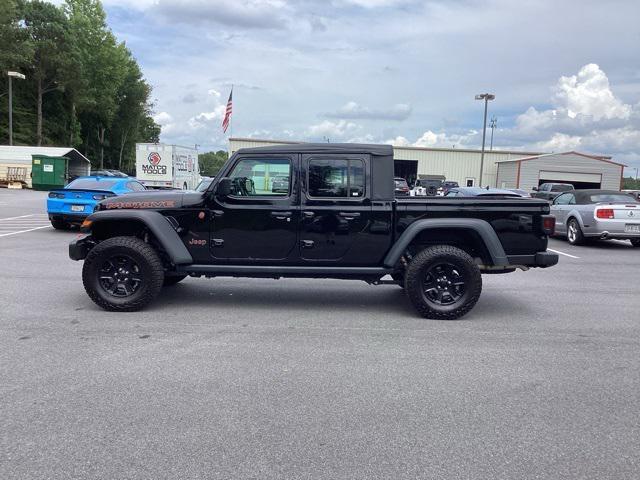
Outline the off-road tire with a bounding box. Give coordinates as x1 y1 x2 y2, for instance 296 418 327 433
51 218 70 230
405 245 482 320
631 238 640 248
82 236 164 311
163 274 187 287
567 218 585 245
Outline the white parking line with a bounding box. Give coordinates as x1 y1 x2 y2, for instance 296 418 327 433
0 214 45 221
0 226 51 237
548 248 580 259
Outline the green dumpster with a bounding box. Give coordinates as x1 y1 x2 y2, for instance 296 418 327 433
31 155 68 191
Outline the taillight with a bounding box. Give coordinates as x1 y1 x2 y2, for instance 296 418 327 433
48 192 64 199
542 215 555 236
596 208 614 219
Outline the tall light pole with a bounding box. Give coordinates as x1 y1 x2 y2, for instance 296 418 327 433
7 71 26 146
475 93 495 187
489 116 497 151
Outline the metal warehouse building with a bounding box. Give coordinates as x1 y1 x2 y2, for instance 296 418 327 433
496 151 625 191
229 138 620 190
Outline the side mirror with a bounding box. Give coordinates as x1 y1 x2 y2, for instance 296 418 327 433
216 177 232 197
532 186 538 191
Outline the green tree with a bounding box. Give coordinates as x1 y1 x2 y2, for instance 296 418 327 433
622 176 640 190
199 150 228 176
22 0 72 146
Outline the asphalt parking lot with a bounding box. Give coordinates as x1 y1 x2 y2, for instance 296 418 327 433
1 188 638 480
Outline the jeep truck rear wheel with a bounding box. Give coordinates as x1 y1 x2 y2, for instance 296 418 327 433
82 236 164 311
405 245 482 320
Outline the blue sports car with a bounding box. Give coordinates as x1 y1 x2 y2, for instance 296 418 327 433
47 176 146 229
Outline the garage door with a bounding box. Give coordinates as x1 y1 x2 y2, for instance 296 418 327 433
539 170 602 184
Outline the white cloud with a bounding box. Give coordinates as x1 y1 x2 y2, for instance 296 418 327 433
385 136 410 146
554 64 631 121
504 64 639 167
306 120 359 139
188 105 227 130
325 101 412 121
534 133 582 152
153 111 173 125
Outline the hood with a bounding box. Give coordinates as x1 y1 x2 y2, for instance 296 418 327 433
98 190 206 210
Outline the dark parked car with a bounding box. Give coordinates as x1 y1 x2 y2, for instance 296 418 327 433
532 183 574 201
70 143 557 319
508 189 532 198
90 169 130 178
440 181 459 195
445 187 523 198
271 175 290 194
394 177 410 196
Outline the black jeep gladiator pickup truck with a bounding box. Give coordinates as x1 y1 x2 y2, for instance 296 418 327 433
70 143 558 319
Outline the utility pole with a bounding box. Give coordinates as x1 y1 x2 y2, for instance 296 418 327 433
489 116 497 151
475 93 495 187
7 71 26 145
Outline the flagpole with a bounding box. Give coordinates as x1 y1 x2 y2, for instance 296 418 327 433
230 85 233 139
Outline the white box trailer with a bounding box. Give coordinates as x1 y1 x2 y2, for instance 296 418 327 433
135 143 200 190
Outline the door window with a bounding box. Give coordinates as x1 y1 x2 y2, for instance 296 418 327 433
227 158 291 196
308 159 365 198
554 193 575 205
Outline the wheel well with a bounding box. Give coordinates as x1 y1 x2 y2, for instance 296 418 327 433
406 228 492 264
91 219 148 241
90 220 172 269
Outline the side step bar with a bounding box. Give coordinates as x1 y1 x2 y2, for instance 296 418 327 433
176 264 393 278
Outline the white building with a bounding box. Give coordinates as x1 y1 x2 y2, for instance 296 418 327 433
496 152 624 191
229 138 620 190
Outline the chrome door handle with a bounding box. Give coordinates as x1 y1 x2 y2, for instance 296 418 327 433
338 212 360 219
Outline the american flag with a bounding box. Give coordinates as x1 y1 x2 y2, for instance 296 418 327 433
222 88 233 133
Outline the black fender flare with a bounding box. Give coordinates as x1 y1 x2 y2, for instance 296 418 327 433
383 218 508 268
86 210 193 265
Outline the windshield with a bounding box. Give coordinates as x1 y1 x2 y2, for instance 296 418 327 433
66 179 118 191
589 194 638 203
551 185 573 192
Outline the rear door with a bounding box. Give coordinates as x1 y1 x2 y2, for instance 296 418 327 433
300 154 371 263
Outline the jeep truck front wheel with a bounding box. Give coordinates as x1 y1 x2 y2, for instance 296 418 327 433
405 245 482 320
82 236 164 311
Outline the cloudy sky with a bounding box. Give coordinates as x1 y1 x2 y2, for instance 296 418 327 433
99 0 640 173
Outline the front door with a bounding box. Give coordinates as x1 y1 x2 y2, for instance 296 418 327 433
551 192 575 233
210 155 299 261
300 154 372 263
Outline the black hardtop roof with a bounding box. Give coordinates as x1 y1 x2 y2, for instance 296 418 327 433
236 143 394 157
574 189 637 200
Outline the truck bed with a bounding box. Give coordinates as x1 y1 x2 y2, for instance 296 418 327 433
395 196 551 256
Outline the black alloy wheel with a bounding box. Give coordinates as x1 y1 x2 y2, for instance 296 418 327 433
421 262 466 306
98 254 142 297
